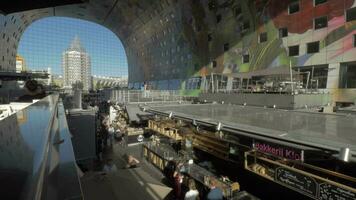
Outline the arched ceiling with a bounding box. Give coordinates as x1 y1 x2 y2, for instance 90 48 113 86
2 0 347 90
0 0 180 83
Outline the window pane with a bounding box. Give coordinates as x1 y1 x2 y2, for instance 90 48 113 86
243 21 250 30
289 45 299 56
259 32 267 43
279 28 288 38
307 41 320 53
314 0 327 6
314 16 328 29
224 43 229 52
340 63 356 88
289 1 300 14
243 54 249 63
346 7 356 22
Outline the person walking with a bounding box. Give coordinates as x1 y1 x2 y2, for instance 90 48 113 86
173 163 184 200
107 125 115 146
184 179 199 200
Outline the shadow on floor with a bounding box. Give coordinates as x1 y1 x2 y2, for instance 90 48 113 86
81 142 173 200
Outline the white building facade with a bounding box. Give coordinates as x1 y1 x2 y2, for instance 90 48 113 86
62 36 92 92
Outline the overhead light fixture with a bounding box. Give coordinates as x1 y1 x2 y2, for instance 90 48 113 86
216 122 222 131
339 147 350 162
168 112 173 118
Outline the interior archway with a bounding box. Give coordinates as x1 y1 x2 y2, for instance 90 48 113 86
17 16 128 90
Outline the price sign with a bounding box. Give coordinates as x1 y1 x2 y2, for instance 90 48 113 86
275 167 318 198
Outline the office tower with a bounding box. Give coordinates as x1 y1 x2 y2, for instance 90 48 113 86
62 36 91 92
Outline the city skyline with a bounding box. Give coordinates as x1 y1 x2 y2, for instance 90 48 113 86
17 17 128 77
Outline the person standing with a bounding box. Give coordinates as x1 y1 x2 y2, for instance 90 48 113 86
206 179 223 200
173 163 184 200
107 125 115 146
184 179 199 200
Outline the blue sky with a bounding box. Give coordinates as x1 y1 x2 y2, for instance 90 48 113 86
18 17 128 77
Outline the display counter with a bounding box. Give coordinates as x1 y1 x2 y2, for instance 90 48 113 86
143 141 240 199
143 142 180 171
182 163 240 198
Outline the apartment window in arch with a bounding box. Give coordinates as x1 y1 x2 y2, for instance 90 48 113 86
314 16 328 29
242 54 250 63
234 5 242 16
288 0 300 14
279 27 288 38
288 45 299 56
314 0 327 6
242 21 250 31
216 14 222 23
346 7 356 22
212 60 217 68
340 62 356 88
208 33 213 42
224 43 230 52
353 34 356 47
307 41 320 54
259 32 267 43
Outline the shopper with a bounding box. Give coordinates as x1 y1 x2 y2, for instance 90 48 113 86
107 125 115 146
173 163 184 200
206 179 223 200
184 179 199 200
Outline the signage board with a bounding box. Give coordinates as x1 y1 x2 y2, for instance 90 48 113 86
319 183 356 200
253 140 304 161
275 167 318 198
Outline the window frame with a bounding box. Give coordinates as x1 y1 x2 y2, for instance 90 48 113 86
224 43 230 52
242 54 250 63
288 0 300 15
279 27 288 38
314 0 327 6
307 41 320 54
259 32 268 43
346 7 356 22
314 16 328 30
288 45 299 56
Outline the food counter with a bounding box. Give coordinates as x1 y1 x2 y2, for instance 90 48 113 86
143 141 240 199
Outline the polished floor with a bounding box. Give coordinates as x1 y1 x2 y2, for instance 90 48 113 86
80 143 173 200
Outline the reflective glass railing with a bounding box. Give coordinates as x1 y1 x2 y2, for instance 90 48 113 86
0 94 82 200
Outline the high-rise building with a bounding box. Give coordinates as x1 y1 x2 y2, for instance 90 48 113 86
62 36 91 92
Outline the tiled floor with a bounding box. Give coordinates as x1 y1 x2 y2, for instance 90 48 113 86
80 142 173 200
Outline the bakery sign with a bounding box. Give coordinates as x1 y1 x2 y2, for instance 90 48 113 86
253 140 304 161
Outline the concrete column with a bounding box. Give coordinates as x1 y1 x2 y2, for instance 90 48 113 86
226 76 233 91
326 63 340 106
326 63 340 89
